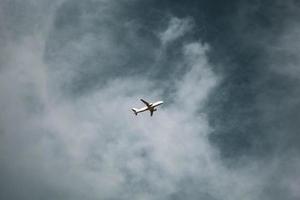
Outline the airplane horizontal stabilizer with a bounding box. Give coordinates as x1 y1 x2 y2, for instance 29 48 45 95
131 108 138 115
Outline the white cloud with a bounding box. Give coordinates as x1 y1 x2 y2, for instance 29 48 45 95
159 17 194 45
0 2 277 200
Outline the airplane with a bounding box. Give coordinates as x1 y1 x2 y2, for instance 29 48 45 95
131 99 163 116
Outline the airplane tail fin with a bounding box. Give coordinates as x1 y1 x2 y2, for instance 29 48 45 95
131 108 138 115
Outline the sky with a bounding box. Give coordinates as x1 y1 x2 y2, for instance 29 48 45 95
0 0 300 200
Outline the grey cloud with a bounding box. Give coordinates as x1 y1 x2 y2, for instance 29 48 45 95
1 1 300 200
0 1 221 199
207 1 300 199
159 17 194 45
45 0 160 97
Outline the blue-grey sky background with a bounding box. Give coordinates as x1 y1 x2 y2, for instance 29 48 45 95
0 0 300 199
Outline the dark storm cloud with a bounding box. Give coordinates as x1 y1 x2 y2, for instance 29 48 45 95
0 0 300 200
205 0 300 160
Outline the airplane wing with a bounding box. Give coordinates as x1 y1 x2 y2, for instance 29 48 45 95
140 99 150 107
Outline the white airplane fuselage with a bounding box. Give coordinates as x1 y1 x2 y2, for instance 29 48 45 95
132 100 163 116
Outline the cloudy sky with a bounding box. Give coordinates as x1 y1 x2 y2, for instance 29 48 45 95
1 0 300 199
